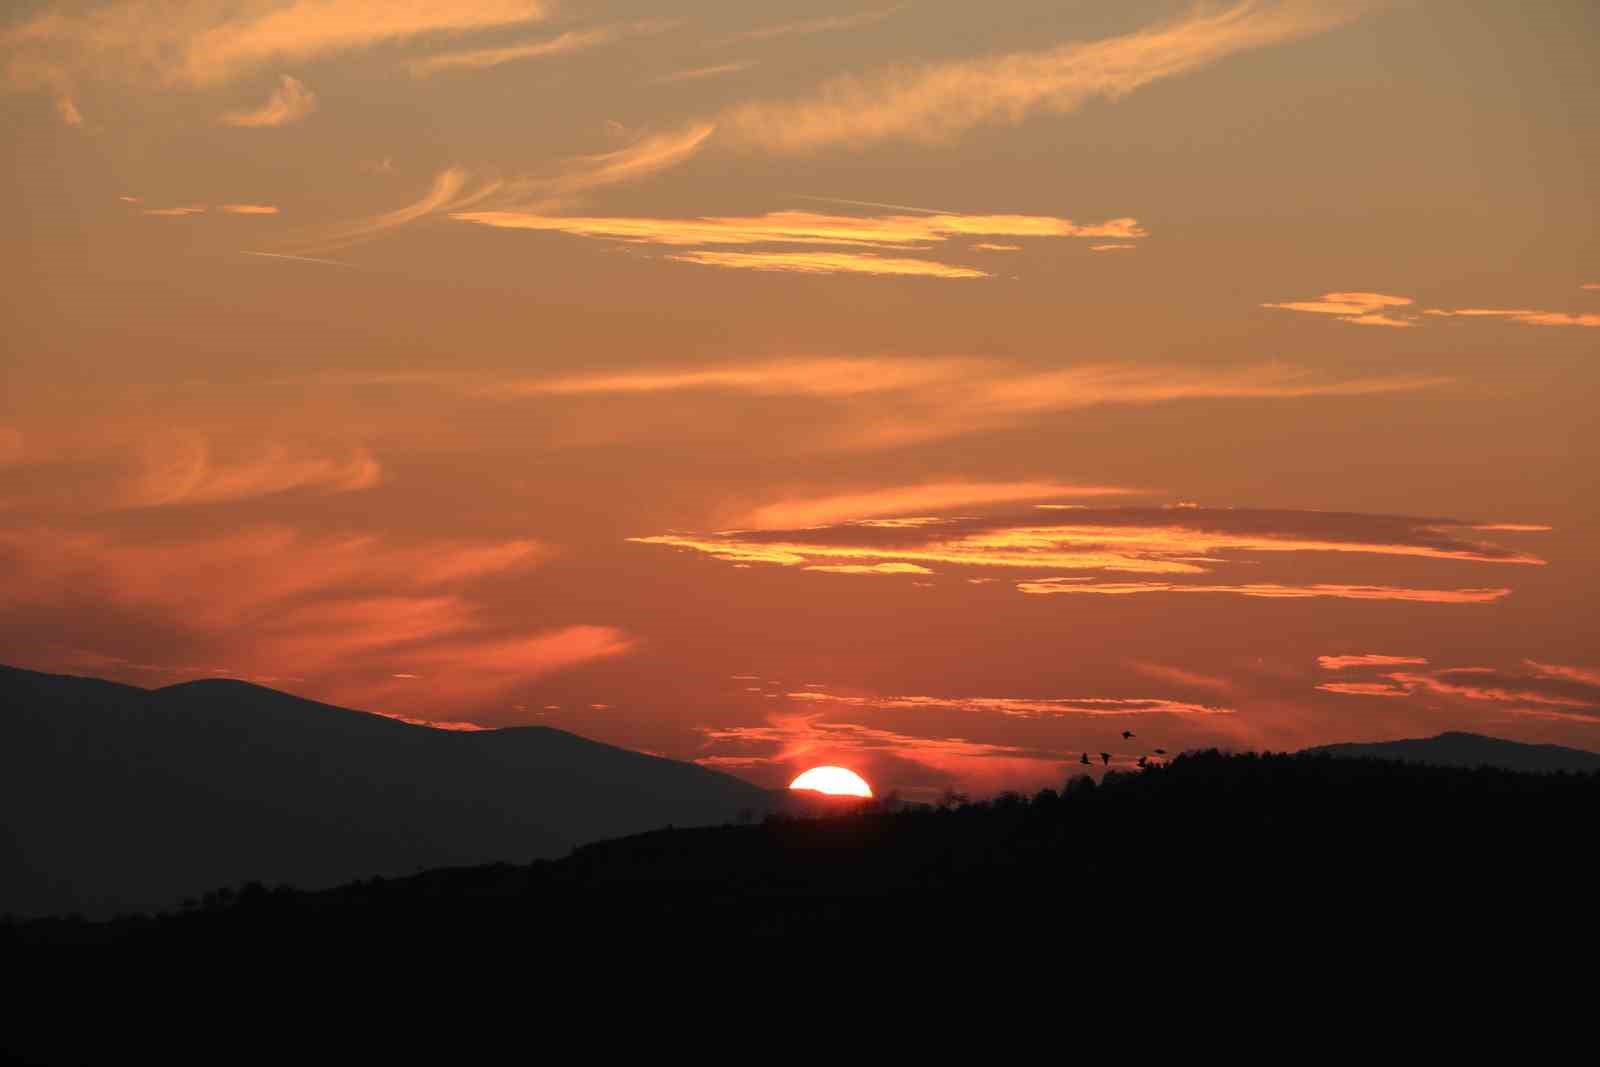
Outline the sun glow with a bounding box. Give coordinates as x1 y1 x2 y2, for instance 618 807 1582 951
789 765 873 797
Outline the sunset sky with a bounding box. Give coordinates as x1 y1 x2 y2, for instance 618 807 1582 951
3 0 1597 798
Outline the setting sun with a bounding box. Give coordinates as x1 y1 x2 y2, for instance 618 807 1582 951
790 766 873 798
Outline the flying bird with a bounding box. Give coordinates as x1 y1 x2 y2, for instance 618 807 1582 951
1080 752 1091 765
1154 748 1167 756
1136 756 1148 769
1099 752 1111 766
1122 730 1135 740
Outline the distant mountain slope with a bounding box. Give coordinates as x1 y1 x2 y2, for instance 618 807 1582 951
0 664 772 918
1304 731 1600 774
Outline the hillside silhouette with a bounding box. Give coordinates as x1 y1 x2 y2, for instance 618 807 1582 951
0 663 772 918
1304 731 1600 773
10 748 1598 947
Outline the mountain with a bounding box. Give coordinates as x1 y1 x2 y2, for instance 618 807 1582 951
10 749 1600 950
1303 731 1600 774
0 663 772 918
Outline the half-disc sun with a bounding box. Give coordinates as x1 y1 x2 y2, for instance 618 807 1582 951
789 766 873 797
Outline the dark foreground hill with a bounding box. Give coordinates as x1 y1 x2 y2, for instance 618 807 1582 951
11 750 1599 948
0 664 772 918
1304 730 1600 773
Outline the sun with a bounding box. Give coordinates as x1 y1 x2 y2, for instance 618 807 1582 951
789 766 873 798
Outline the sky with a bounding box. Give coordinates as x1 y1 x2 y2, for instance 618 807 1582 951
2 0 1597 799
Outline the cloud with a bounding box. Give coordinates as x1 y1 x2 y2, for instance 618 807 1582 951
1263 291 1416 326
409 25 636 78
803 562 933 575
651 61 757 85
505 122 717 204
717 1 1374 154
1269 293 1600 329
498 356 982 399
1423 308 1600 328
739 481 1139 529
711 7 903 47
115 433 380 507
452 208 1144 248
1017 580 1511 603
1129 662 1235 692
0 523 610 716
973 243 1020 252
669 250 990 278
1317 661 1600 716
288 165 503 252
218 73 315 126
4 1 552 96
633 507 1544 595
1091 243 1137 251
1315 681 1411 696
1318 653 1429 670
220 203 279 214
55 93 81 125
320 357 1450 451
787 690 1234 719
1583 283 1600 291
144 205 208 216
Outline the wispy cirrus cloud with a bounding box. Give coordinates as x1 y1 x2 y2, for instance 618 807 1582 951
115 433 380 508
408 23 662 78
1263 291 1416 327
451 208 1144 248
0 522 616 718
1018 580 1511 603
669 250 989 278
443 356 1447 450
220 203 279 214
716 1 1375 154
1318 653 1428 670
3 1 552 98
286 165 503 252
786 690 1234 719
1423 308 1600 328
1268 292 1600 329
218 73 315 126
1317 660 1600 719
633 507 1545 599
143 205 208 216
738 481 1140 529
710 7 903 47
650 60 757 85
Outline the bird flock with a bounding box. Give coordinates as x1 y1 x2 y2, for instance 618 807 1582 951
1079 731 1170 772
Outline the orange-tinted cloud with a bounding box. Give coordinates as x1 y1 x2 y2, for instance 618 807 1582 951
409 24 640 78
1019 580 1511 603
114 433 380 508
500 355 982 399
651 61 757 85
453 208 1143 248
1129 662 1235 692
973 242 1020 251
718 1 1372 154
290 165 503 252
144 205 208 216
786 690 1234 719
3 1 552 97
1091 243 1136 251
1423 308 1600 328
671 250 990 278
1525 661 1600 687
219 203 279 214
1317 653 1429 670
803 562 932 575
636 507 1546 583
711 7 903 47
218 73 315 126
739 481 1139 529
1314 660 1600 717
55 93 82 125
1263 291 1416 326
1315 681 1410 696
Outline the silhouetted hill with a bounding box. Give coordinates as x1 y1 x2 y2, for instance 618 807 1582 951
1304 731 1600 773
0 663 772 918
10 749 1598 947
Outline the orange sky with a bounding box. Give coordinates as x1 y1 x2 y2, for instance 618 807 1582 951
3 0 1597 798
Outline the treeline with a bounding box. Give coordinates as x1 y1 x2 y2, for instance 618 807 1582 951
9 750 1599 947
